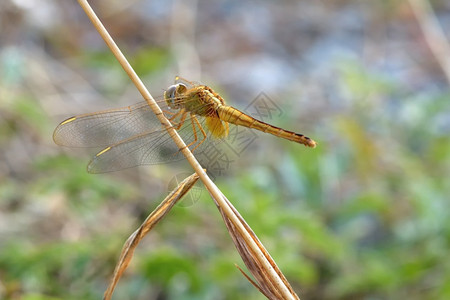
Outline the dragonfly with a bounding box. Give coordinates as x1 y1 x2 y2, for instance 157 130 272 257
53 76 316 173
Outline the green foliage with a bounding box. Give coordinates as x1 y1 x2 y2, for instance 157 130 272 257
0 239 115 299
131 48 171 76
34 154 136 210
140 248 202 292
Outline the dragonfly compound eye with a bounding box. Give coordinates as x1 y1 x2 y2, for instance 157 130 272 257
176 83 187 94
164 84 178 108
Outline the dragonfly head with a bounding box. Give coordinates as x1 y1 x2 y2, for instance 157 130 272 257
164 83 188 109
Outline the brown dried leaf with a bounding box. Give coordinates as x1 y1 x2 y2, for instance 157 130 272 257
103 172 200 300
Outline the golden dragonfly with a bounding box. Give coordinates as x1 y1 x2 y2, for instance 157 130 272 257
53 76 316 173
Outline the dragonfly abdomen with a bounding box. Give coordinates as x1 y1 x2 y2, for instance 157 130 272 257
218 106 316 148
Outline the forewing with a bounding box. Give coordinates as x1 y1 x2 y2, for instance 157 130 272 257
53 101 164 148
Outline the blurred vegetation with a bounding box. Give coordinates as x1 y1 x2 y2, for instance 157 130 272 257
1 0 450 300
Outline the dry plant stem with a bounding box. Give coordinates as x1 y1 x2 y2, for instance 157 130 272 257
409 0 450 84
213 192 300 299
77 1 296 299
104 173 200 300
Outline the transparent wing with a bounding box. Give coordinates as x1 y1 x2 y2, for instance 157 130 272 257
175 75 200 87
87 131 181 173
53 101 166 148
87 114 225 173
53 77 205 148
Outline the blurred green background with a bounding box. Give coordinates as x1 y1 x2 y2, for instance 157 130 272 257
1 0 450 299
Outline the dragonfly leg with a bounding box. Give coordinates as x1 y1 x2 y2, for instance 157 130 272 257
189 115 207 152
171 115 200 158
165 109 187 129
172 111 188 130
163 110 176 116
185 116 199 150
167 109 182 121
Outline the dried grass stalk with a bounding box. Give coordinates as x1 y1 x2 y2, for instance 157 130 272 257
409 0 450 83
212 192 300 300
104 173 200 300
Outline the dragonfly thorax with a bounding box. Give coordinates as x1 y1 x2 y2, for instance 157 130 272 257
183 86 224 117
164 82 224 117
